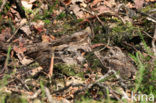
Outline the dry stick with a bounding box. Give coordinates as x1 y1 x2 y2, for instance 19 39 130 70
48 51 54 77
143 31 156 40
95 14 105 26
7 24 24 42
26 89 41 99
15 77 30 91
82 8 105 27
122 41 138 52
87 21 95 39
52 83 85 94
44 87 56 103
152 25 156 56
0 45 11 77
0 0 7 12
108 88 121 101
136 10 156 22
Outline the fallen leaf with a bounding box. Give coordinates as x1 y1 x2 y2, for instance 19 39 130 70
19 56 33 65
64 0 72 5
31 20 45 33
50 35 56 40
91 43 105 49
20 25 31 36
92 0 116 15
20 19 27 25
0 27 11 41
134 0 144 10
42 34 51 43
126 2 135 9
21 0 33 10
10 7 21 21
93 5 111 14
70 5 85 19
13 46 26 54
69 0 89 18
90 0 102 7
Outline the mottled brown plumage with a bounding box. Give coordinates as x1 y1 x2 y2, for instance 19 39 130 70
95 47 136 79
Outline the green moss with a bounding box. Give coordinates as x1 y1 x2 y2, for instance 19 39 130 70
54 63 77 76
85 52 102 71
110 22 137 44
28 62 40 68
141 3 156 13
0 93 27 103
54 63 85 79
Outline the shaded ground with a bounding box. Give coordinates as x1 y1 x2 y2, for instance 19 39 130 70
0 0 156 103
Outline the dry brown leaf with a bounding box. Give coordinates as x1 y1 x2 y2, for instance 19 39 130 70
10 7 21 21
64 0 72 5
31 20 45 33
19 56 33 65
69 0 88 18
93 5 111 14
126 2 135 8
20 25 31 36
42 34 51 43
91 43 105 49
70 5 85 19
20 19 27 25
134 0 144 9
90 0 102 7
13 46 26 54
0 27 11 42
92 0 115 15
50 35 56 40
104 0 116 7
21 0 36 10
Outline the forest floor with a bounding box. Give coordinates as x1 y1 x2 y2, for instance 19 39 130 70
0 0 156 103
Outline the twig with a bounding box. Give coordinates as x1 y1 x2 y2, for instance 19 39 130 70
143 31 156 41
0 45 11 77
98 38 110 52
26 89 41 99
44 87 57 103
52 83 85 94
0 0 7 12
7 24 24 42
109 89 122 101
152 25 156 56
15 77 30 91
122 41 138 52
136 10 156 22
87 21 95 39
81 8 105 27
48 51 54 78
